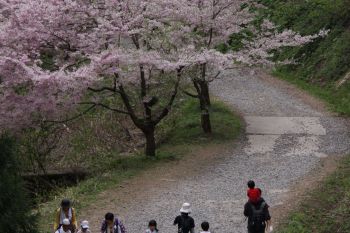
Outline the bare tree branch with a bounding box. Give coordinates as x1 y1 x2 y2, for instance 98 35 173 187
80 101 129 115
115 73 142 127
45 104 96 124
88 86 118 93
154 67 183 124
182 89 199 98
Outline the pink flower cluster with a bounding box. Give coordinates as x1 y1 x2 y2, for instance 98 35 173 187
0 0 327 131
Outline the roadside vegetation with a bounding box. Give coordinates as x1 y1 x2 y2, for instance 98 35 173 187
277 154 350 233
260 0 350 115
273 69 350 115
0 135 38 233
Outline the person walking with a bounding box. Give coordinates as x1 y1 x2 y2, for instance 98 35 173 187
54 199 78 232
100 212 126 233
199 221 210 233
145 220 159 233
77 220 91 233
173 203 195 233
247 180 262 204
244 197 271 233
55 219 72 233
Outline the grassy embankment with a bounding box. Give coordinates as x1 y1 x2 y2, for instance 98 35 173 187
262 0 350 116
273 69 350 115
277 154 350 233
37 98 241 232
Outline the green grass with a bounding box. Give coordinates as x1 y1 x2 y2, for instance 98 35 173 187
159 98 242 145
277 154 350 233
273 69 350 116
37 97 241 232
260 0 350 83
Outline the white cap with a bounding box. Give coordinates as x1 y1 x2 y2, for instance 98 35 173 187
62 218 70 226
81 220 89 229
180 202 191 213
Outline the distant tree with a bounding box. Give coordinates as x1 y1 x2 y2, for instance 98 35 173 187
0 135 38 233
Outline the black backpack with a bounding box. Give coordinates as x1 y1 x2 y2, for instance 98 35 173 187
178 215 191 233
249 201 267 230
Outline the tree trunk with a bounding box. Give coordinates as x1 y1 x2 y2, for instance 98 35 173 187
199 80 211 106
201 108 212 134
200 64 211 106
198 85 212 134
193 78 212 134
143 127 156 157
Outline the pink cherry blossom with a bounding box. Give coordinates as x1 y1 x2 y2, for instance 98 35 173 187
0 0 328 137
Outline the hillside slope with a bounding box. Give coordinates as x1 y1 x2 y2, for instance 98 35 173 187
261 0 350 115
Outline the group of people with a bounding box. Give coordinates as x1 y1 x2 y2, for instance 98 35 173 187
54 180 272 233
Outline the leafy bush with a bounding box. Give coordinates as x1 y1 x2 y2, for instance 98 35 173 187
0 135 38 233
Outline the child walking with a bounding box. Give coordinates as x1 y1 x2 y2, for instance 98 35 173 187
145 220 159 233
200 221 210 233
247 180 262 203
77 220 91 233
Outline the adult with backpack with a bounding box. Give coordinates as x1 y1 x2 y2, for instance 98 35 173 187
173 203 195 233
100 212 126 233
244 198 271 233
54 199 78 232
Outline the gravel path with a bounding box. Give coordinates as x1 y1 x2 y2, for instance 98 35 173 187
82 69 350 233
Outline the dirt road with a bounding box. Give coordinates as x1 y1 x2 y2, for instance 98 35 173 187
81 69 350 232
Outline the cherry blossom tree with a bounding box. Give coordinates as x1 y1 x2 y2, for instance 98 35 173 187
0 0 97 132
0 0 328 156
162 0 328 133
0 0 190 156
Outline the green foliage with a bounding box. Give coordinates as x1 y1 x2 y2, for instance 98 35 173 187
39 52 58 71
0 135 38 233
258 0 350 116
260 0 350 83
277 154 350 233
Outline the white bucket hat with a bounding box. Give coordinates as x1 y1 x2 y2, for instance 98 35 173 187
62 218 70 226
180 202 191 213
81 220 89 229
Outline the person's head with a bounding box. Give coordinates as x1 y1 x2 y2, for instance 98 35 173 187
62 218 70 231
180 202 191 215
247 180 255 189
81 220 89 232
148 220 157 231
201 221 209 231
105 212 114 226
61 199 71 212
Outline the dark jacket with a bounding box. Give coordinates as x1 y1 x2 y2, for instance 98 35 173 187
173 213 195 233
244 198 271 232
100 218 126 233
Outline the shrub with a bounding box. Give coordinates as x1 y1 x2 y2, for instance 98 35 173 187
0 135 38 233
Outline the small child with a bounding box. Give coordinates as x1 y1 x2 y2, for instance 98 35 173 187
247 180 262 203
146 220 159 233
200 221 210 233
77 220 91 233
